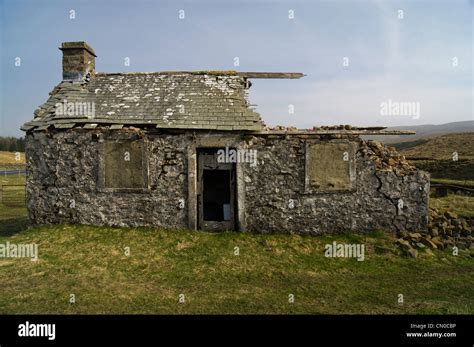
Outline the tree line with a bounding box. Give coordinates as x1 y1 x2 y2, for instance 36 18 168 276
0 136 25 152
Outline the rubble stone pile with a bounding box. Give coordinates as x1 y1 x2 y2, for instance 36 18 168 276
264 124 355 132
361 140 417 175
396 207 473 257
264 125 299 132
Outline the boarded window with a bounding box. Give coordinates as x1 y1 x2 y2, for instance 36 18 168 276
305 141 356 192
103 141 147 189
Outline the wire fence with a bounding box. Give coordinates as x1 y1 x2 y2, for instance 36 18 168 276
0 164 26 176
0 184 27 206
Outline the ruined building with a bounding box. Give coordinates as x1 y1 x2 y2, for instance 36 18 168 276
21 41 430 234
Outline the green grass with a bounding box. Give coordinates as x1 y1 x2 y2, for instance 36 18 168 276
0 174 25 186
0 171 472 314
430 194 474 218
431 178 474 188
0 206 26 221
0 175 26 221
0 223 472 314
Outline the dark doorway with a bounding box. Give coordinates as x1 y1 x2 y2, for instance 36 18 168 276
202 169 231 221
197 148 236 231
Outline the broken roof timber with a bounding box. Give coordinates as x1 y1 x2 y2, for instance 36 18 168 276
251 130 416 136
94 71 305 79
237 72 305 79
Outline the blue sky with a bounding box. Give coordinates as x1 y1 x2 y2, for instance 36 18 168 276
0 0 472 136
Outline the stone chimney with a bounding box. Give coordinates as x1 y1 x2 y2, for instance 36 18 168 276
59 41 96 81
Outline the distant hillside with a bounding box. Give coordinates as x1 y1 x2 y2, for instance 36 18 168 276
391 133 474 180
364 121 474 144
394 133 474 160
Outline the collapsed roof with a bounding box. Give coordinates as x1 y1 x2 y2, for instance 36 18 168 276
21 71 278 132
20 41 414 137
19 42 308 132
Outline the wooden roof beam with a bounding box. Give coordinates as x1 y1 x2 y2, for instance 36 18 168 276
237 72 305 79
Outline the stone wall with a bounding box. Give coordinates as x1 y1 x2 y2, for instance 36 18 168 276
242 135 429 234
26 129 190 228
25 129 430 234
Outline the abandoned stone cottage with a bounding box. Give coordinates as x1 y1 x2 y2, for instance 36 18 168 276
21 41 430 234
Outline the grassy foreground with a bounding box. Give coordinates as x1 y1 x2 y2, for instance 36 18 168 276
0 220 472 314
0 162 472 314
430 194 474 218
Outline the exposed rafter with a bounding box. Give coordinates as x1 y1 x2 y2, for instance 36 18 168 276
237 72 305 79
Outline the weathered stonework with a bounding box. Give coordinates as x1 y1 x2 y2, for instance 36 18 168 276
25 129 429 234
22 42 430 235
26 129 190 228
59 41 96 81
240 135 429 234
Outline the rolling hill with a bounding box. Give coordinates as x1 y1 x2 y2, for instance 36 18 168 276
365 121 474 144
391 132 474 181
395 133 474 160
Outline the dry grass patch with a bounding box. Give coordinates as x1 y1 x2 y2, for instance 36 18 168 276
0 224 472 314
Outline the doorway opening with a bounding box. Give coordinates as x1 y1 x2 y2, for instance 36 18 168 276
197 148 236 231
202 169 231 221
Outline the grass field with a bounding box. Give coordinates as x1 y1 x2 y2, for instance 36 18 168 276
0 223 472 314
0 175 26 221
0 174 25 186
397 133 474 180
0 151 25 167
0 152 472 314
398 133 474 160
430 178 474 188
430 194 474 219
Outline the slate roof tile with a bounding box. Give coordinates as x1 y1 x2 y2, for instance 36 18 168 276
22 71 265 132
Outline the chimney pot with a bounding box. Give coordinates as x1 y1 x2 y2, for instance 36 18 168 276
59 41 97 81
